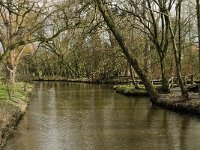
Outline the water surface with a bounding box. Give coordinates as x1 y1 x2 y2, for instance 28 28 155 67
5 82 200 150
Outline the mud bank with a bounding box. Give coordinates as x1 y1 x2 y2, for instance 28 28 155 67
0 83 32 149
156 94 200 115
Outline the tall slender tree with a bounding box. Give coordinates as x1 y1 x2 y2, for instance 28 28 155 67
196 0 200 71
95 0 159 103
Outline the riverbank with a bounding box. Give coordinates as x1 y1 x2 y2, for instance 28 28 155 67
156 93 200 115
33 77 132 84
0 82 32 149
114 84 200 116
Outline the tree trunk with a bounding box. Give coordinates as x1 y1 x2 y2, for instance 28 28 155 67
95 0 159 103
177 1 182 71
160 58 170 93
143 0 151 76
129 64 139 89
10 67 16 84
190 75 194 85
197 0 200 71
168 14 189 100
6 63 17 84
144 40 151 75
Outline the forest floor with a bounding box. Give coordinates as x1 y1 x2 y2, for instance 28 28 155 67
157 90 200 115
114 84 200 116
0 82 32 149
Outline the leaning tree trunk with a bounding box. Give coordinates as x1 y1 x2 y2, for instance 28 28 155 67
95 0 159 103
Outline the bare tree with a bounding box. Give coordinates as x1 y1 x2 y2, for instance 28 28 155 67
95 0 159 103
113 0 173 93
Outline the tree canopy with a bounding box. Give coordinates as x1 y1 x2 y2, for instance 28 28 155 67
0 0 199 101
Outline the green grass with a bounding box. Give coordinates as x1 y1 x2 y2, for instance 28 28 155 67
113 84 148 96
0 82 32 106
0 82 33 148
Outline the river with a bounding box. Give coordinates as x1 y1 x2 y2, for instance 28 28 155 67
4 82 200 150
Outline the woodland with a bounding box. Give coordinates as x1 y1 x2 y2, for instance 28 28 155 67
0 0 200 102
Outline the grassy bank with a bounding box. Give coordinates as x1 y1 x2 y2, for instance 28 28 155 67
113 84 149 96
0 82 32 149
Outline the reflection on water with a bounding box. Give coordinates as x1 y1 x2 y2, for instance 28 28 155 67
5 82 200 150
